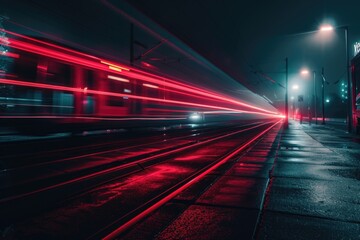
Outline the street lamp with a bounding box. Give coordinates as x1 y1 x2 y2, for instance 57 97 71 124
284 58 289 129
300 69 309 75
319 24 351 132
291 84 303 123
321 67 326 124
320 25 334 32
300 68 317 124
291 96 295 119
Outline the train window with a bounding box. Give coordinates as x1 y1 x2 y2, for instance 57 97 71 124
10 55 37 81
46 61 72 86
0 86 45 115
85 70 95 89
108 97 124 106
84 95 95 114
108 80 128 107
143 83 160 99
53 92 74 115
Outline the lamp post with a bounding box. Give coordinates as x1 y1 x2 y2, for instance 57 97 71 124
285 57 289 129
291 96 295 119
345 26 351 133
291 84 302 122
321 67 325 124
300 68 316 125
313 70 317 124
320 24 351 132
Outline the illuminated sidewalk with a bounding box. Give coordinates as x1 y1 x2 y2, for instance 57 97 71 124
257 120 360 239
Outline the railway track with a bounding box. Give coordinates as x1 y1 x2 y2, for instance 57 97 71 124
0 120 281 239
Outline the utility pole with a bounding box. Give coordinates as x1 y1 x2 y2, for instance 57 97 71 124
345 26 352 133
308 82 311 125
314 71 317 124
285 57 289 129
322 67 325 124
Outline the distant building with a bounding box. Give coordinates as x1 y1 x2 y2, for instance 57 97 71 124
351 42 360 133
340 82 348 103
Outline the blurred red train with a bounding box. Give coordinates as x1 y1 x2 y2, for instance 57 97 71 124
0 30 281 134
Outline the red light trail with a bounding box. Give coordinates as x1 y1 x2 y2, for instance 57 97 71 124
0 30 282 118
0 78 282 118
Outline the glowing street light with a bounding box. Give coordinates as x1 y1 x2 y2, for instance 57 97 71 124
291 96 295 119
319 25 334 32
319 23 351 131
300 69 310 75
300 68 317 124
292 84 299 90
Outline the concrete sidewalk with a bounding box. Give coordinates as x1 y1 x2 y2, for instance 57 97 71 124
257 120 360 239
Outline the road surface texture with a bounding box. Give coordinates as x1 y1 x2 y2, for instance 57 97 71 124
122 120 360 240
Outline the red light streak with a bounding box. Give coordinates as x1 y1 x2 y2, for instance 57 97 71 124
1 29 100 60
100 60 130 71
115 62 280 115
0 73 17 78
153 86 228 105
108 66 122 72
203 111 244 114
37 65 48 71
99 0 280 116
1 32 280 116
141 61 156 68
0 115 187 121
108 75 130 83
123 71 280 115
142 83 159 89
2 38 109 72
0 103 74 109
0 78 282 118
2 52 20 58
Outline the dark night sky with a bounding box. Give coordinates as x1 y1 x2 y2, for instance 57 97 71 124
128 0 360 111
2 0 360 113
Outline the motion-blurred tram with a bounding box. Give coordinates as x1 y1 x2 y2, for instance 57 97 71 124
0 30 281 134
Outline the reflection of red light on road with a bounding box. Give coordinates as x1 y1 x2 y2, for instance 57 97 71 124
102 120 282 239
175 155 201 161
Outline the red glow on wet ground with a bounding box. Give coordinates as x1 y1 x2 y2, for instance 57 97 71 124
102 121 281 238
174 155 203 161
